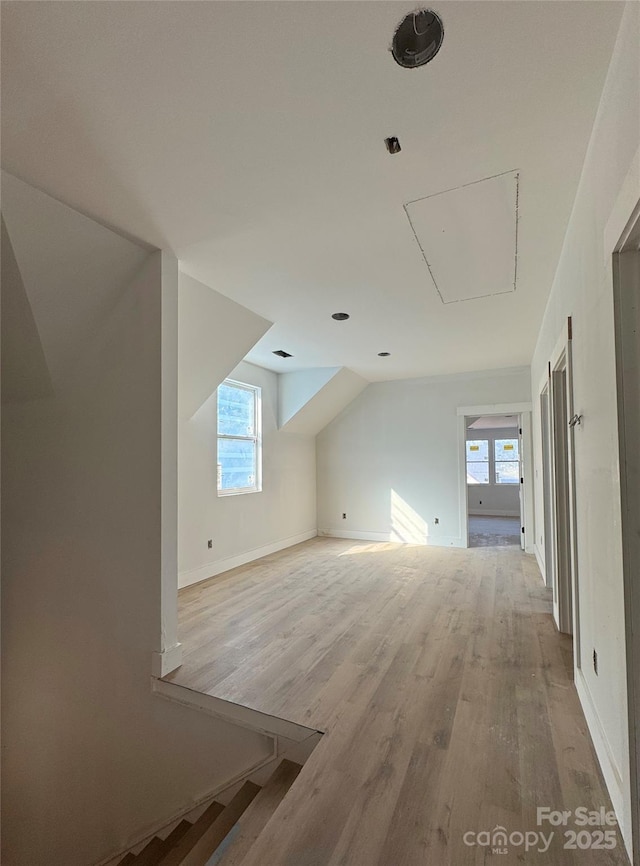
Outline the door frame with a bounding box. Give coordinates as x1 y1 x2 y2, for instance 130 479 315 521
539 378 555 590
547 325 581 655
612 199 640 865
457 401 533 550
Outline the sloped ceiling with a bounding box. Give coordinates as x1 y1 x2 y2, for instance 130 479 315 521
178 272 271 420
279 367 369 436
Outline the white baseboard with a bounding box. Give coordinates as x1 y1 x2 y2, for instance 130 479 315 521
575 668 630 856
321 529 464 548
152 678 322 743
533 544 546 584
178 529 317 589
151 642 183 678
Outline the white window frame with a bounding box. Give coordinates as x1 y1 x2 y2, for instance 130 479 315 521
493 437 520 485
465 433 520 486
216 379 262 497
466 439 490 485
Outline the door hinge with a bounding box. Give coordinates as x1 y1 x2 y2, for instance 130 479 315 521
522 526 525 533
520 477 524 484
519 427 522 435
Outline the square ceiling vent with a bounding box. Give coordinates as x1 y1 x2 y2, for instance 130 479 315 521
404 170 519 304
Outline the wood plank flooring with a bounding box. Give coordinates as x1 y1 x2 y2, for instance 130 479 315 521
166 537 629 865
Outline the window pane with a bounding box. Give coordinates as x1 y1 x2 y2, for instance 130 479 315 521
495 461 519 484
218 384 255 436
218 438 256 490
495 438 519 461
466 440 489 462
467 462 490 484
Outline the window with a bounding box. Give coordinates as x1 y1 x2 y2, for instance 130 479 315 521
466 435 520 485
494 438 519 484
217 380 261 495
466 439 489 484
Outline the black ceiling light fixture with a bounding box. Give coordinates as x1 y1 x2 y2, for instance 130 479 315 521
385 136 401 155
391 8 444 69
378 352 391 357
273 349 293 358
331 312 350 321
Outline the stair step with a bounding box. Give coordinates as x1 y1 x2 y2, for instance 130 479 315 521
206 761 302 866
161 782 261 866
118 855 137 866
131 836 167 865
157 800 226 866
161 821 193 852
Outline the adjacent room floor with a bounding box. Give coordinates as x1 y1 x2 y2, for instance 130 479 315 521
166 537 628 865
469 514 521 547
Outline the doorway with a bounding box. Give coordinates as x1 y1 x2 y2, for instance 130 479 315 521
613 202 640 865
465 413 523 548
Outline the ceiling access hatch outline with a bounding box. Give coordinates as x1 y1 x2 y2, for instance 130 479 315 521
403 169 520 305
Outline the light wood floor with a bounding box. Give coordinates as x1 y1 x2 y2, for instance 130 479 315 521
166 537 629 865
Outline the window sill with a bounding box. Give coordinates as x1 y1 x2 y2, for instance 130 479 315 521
217 487 262 497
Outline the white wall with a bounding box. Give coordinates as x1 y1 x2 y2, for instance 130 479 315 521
530 2 639 851
317 367 531 547
1 185 274 866
466 426 521 517
178 360 317 587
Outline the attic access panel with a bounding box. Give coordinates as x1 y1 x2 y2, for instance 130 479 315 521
404 170 519 304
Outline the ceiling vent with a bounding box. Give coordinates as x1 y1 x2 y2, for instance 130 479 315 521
391 9 444 69
273 349 293 358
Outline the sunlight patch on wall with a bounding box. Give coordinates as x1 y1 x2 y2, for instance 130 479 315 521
390 489 429 544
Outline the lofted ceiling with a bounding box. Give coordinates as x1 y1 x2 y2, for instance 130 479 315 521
1 1 624 382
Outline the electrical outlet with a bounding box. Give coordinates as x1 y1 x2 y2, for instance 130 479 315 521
434 517 439 525
342 513 347 520
593 649 598 675
207 539 213 549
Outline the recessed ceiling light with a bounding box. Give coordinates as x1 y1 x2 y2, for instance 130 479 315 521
331 312 350 321
378 352 391 357
273 349 293 358
391 9 444 69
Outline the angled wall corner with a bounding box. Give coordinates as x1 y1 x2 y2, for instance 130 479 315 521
1 170 149 391
1 216 54 404
278 366 369 436
178 272 272 419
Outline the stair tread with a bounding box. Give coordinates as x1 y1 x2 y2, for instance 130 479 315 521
161 820 193 851
157 800 225 866
207 761 302 866
118 855 137 866
165 781 261 866
130 835 167 865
